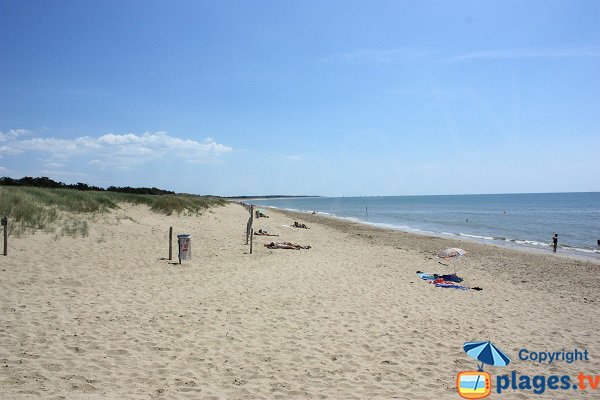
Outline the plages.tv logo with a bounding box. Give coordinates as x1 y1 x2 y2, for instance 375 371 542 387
457 341 511 399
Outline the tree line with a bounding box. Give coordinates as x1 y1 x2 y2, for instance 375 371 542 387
0 176 175 195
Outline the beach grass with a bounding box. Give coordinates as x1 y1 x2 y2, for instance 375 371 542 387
0 186 225 236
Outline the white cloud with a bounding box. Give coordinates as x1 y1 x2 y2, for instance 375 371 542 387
98 133 142 145
318 45 600 66
319 48 432 65
0 145 22 156
17 137 103 154
43 162 65 169
0 129 30 142
445 46 600 63
0 131 233 167
38 170 91 178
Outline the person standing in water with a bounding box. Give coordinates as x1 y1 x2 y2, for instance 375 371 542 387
552 234 558 252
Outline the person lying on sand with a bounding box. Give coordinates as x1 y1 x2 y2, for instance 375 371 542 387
430 278 483 291
416 271 481 290
264 242 311 250
292 221 309 229
416 271 463 282
255 211 269 218
254 229 279 237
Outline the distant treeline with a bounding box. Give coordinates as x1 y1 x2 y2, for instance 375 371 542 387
0 176 175 195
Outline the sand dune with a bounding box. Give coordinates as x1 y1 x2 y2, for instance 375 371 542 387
1 203 598 399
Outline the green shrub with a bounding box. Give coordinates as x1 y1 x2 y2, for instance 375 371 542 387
58 216 89 238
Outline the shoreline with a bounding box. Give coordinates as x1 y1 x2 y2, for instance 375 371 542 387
2 203 599 399
254 204 600 264
258 204 600 305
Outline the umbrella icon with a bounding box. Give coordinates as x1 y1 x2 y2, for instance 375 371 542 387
463 341 511 394
464 341 511 370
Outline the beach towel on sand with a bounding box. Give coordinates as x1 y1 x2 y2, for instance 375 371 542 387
416 272 473 290
416 271 463 283
417 272 437 280
433 281 470 290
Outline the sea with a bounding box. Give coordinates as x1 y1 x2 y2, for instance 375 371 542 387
249 193 600 261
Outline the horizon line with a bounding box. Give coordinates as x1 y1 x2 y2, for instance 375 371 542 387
226 191 599 199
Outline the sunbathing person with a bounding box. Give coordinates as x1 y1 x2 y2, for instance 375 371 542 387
416 271 463 282
292 221 309 229
254 229 279 237
264 241 311 250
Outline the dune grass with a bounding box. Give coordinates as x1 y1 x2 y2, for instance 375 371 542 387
0 186 225 237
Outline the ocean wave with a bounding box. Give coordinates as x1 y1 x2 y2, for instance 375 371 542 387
367 221 421 232
560 245 600 254
571 248 600 254
512 239 551 247
253 203 600 259
458 233 495 240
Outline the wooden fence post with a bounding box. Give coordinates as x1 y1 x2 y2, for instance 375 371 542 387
178 236 182 265
250 229 253 254
245 219 250 245
168 226 173 260
2 216 7 256
248 205 254 244
243 204 255 245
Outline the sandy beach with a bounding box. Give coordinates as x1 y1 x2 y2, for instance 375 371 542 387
1 202 599 399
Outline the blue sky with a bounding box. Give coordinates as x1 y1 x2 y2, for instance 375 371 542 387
1 0 599 196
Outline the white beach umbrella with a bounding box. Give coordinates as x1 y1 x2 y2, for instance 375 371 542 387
437 247 467 259
437 247 467 274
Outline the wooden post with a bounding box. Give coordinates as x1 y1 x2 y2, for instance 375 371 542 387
245 220 250 245
250 229 253 254
178 236 182 265
1 216 7 257
168 227 173 260
248 205 254 245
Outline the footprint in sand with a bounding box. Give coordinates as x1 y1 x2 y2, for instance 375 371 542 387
106 349 129 356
